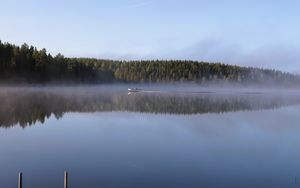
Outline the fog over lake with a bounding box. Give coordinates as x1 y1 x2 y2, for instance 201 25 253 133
0 85 300 188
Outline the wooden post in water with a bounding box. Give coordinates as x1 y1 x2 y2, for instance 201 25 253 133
64 171 68 188
18 172 22 188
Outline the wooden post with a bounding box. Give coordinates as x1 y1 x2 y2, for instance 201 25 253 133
64 171 68 188
18 172 22 188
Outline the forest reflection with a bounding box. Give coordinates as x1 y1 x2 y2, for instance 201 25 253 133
1 87 300 128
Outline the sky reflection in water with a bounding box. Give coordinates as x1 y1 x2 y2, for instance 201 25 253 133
0 87 300 188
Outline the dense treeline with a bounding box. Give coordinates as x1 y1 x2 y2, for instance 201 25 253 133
0 40 299 84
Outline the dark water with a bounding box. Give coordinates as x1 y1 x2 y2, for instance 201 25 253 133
0 86 300 188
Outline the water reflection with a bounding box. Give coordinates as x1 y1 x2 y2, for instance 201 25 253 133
1 87 300 128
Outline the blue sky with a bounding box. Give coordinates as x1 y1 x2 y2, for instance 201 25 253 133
0 0 300 72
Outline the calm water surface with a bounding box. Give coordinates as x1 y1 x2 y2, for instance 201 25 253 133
0 86 300 188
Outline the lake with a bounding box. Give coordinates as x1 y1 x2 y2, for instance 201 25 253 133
0 85 300 188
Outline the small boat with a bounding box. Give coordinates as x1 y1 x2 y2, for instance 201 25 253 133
128 88 142 92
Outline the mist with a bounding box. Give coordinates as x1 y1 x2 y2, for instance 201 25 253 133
1 84 300 128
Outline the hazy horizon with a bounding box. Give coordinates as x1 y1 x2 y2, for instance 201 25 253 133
1 0 300 73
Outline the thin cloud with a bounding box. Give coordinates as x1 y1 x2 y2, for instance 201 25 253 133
88 39 300 74
172 41 300 73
